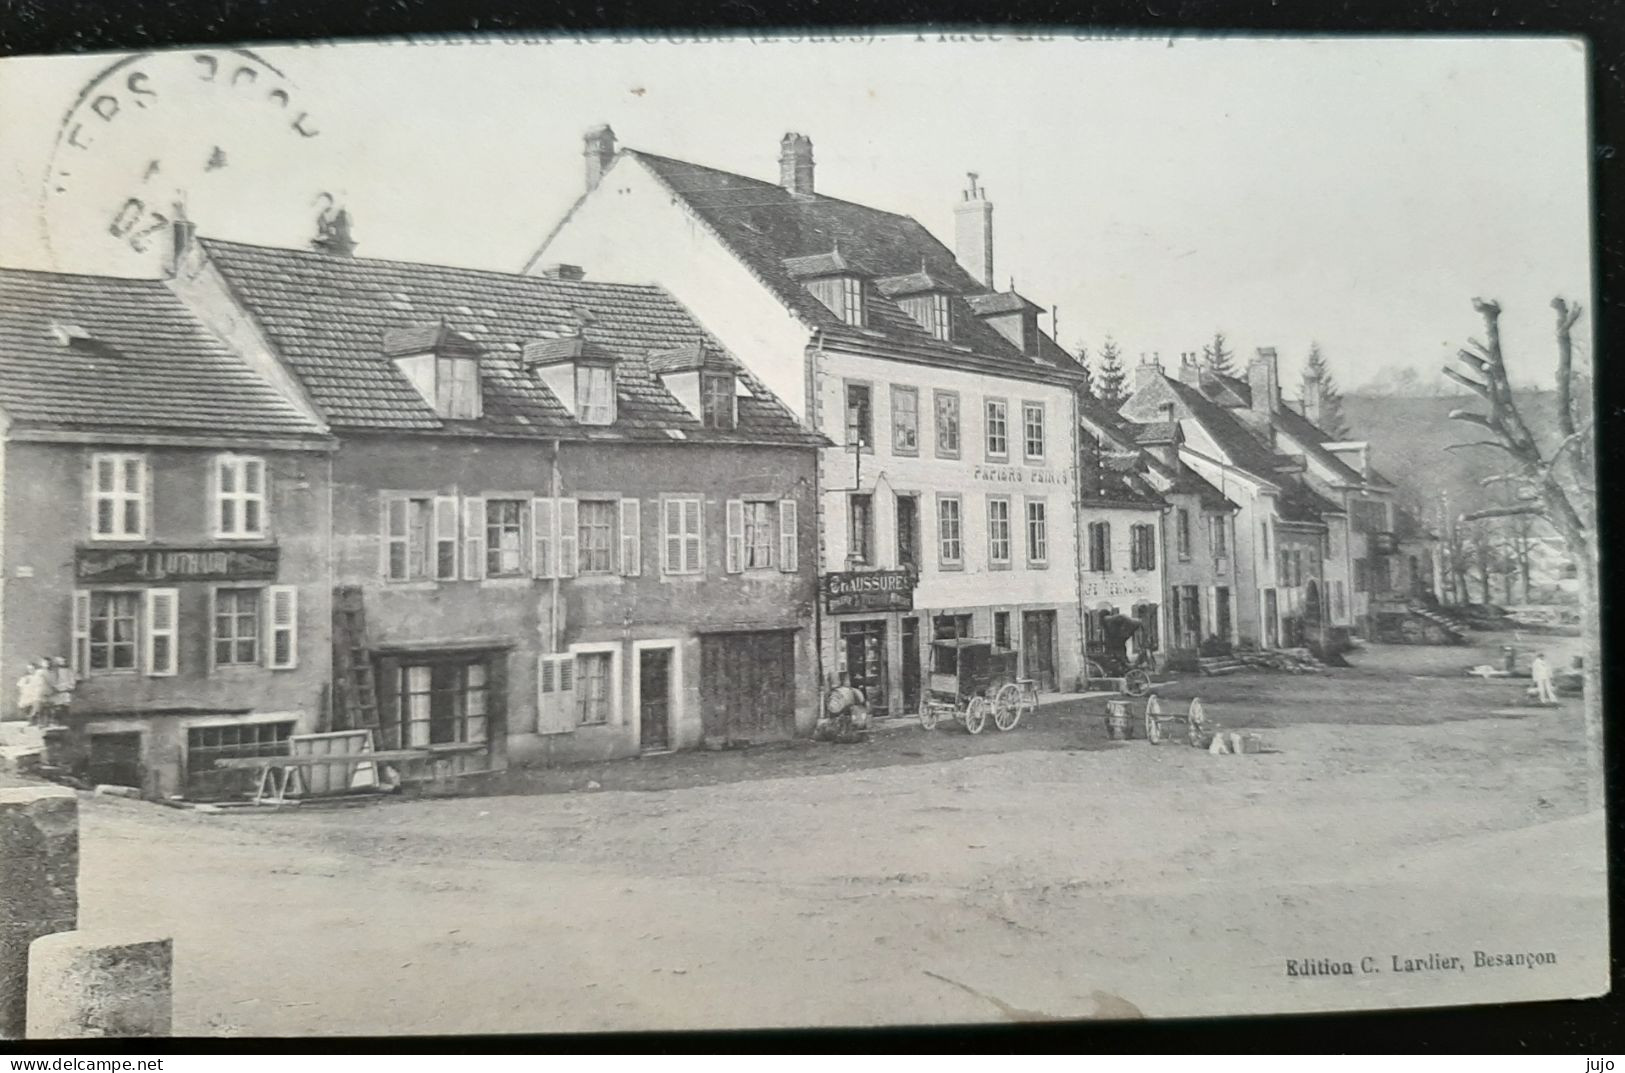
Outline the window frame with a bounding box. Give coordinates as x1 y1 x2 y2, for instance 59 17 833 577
574 497 620 577
1176 508 1192 561
82 588 143 676
395 656 492 747
890 385 920 456
741 499 777 571
841 276 865 327
894 492 921 570
936 494 964 569
483 496 531 579
1088 521 1112 573
700 372 738 430
986 494 1013 569
1025 497 1049 567
984 397 1008 460
571 643 621 727
574 364 617 426
89 452 149 542
210 585 263 669
844 380 875 452
847 493 874 566
213 454 268 539
1021 400 1046 462
933 389 961 459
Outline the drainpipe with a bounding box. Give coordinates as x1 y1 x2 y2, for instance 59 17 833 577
808 328 827 699
550 439 562 654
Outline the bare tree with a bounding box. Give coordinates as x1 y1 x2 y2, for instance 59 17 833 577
1445 296 1599 807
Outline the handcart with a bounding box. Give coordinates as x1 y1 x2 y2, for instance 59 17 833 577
920 638 1036 734
1143 694 1208 745
1082 613 1155 696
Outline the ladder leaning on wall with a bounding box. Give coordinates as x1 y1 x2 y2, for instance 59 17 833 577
332 585 382 737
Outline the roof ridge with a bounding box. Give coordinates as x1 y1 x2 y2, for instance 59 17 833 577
627 147 924 225
198 237 670 296
0 265 167 286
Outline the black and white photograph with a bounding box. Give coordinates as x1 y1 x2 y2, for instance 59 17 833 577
0 31 1605 1039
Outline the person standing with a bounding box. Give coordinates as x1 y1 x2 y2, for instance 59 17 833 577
1531 652 1557 705
44 657 76 726
16 661 43 726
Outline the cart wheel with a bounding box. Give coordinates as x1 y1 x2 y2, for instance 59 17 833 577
1144 693 1163 744
964 697 988 735
1124 669 1151 697
1186 698 1205 745
992 684 1022 731
920 706 939 731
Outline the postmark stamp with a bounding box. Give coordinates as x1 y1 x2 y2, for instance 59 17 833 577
41 48 333 273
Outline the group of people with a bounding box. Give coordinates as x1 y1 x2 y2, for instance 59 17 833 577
16 656 75 728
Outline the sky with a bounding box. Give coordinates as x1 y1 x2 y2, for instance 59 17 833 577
0 33 1592 392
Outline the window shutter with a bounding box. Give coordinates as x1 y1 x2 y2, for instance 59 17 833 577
433 496 460 580
71 591 90 675
557 498 579 578
532 498 555 579
144 588 178 676
725 499 744 573
663 500 682 575
1103 523 1113 572
462 497 486 580
537 653 577 734
683 499 702 574
267 586 298 669
619 498 641 577
778 500 798 573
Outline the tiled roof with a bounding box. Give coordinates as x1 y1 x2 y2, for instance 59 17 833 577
1272 402 1365 484
782 249 862 279
1172 464 1239 513
0 267 324 438
874 267 959 298
1162 377 1285 484
382 322 482 360
1078 427 1165 509
646 343 733 374
1131 421 1180 445
626 150 1085 386
521 336 621 367
1277 477 1342 526
199 239 823 446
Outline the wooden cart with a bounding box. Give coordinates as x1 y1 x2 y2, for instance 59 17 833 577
921 638 1036 734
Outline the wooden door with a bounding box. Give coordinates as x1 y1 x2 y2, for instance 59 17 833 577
639 647 672 752
701 632 795 743
839 620 889 717
900 617 921 714
87 733 142 790
1022 611 1057 691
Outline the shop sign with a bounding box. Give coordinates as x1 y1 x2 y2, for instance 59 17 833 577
75 545 280 584
971 463 1070 486
822 569 916 614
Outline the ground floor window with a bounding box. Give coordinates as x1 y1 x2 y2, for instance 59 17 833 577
185 721 295 800
213 587 262 666
993 611 1011 650
932 613 974 641
576 651 613 726
399 661 490 745
88 591 140 672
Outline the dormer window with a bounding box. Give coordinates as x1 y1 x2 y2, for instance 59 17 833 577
784 248 867 328
965 291 1042 358
383 323 483 420
878 267 959 343
576 364 616 426
701 372 737 430
523 335 623 428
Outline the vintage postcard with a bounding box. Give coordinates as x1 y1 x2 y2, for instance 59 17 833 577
0 32 1603 1038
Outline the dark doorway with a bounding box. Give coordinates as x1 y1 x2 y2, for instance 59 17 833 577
1022 610 1058 692
840 619 889 717
1264 589 1280 647
639 647 673 752
700 631 796 742
1304 580 1322 629
87 732 142 790
900 617 921 715
1215 586 1232 642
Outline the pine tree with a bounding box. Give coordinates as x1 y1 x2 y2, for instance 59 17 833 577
1202 330 1237 377
1097 337 1127 405
1303 342 1350 438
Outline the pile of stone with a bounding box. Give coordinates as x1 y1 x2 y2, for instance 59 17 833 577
1232 647 1328 674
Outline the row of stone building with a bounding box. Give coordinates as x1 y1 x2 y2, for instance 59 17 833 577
0 126 1437 797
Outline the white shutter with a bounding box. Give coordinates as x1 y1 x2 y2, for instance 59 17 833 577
725 499 744 573
663 500 682 575
532 498 555 579
380 497 397 580
433 496 460 580
558 498 578 578
462 497 486 580
619 498 641 577
778 500 798 573
71 591 90 675
537 653 577 734
144 588 178 676
267 586 298 669
683 499 702 574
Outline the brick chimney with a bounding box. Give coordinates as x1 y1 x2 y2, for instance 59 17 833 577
1249 347 1280 414
1178 350 1203 389
584 124 617 192
779 133 814 196
1134 351 1163 392
1301 368 1322 424
954 172 994 287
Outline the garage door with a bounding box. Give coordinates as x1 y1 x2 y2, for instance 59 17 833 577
700 631 796 743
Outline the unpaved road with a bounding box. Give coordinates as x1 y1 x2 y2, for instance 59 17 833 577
53 636 1610 1034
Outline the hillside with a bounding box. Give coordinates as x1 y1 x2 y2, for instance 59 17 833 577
1339 390 1567 521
